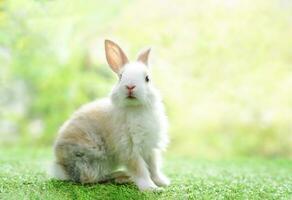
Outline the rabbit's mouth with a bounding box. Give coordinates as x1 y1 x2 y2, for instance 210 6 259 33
126 91 137 99
127 95 136 100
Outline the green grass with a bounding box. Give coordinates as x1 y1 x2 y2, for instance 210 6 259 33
0 148 291 199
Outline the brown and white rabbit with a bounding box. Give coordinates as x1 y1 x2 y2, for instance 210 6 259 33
52 40 170 191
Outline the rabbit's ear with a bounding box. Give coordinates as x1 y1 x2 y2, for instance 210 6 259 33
137 48 151 66
105 40 129 73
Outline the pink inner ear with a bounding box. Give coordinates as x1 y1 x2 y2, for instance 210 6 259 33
137 48 151 65
105 40 129 73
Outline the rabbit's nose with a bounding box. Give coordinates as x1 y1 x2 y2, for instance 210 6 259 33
126 85 136 90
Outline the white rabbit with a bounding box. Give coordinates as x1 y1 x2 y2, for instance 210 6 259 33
52 40 170 191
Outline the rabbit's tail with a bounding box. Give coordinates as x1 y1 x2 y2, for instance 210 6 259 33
49 162 68 181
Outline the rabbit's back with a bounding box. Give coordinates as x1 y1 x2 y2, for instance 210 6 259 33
55 98 112 146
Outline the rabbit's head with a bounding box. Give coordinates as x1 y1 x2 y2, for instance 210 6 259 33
105 40 159 108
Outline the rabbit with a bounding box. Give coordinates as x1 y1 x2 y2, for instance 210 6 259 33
52 39 170 191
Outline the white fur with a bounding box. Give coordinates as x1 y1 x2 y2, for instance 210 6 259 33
50 163 68 180
53 49 169 191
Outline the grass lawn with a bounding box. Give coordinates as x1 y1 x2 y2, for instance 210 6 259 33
0 147 291 200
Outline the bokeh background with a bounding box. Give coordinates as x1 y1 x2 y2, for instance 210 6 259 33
0 0 291 159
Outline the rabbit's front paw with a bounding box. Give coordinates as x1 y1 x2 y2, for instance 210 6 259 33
136 179 158 191
152 174 170 187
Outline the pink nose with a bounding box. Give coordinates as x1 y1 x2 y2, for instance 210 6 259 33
126 85 136 90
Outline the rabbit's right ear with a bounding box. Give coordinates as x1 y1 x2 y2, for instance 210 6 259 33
105 40 129 73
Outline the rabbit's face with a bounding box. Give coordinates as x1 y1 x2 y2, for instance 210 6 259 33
111 62 157 107
105 40 158 107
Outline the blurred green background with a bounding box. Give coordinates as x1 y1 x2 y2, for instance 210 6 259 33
0 0 291 159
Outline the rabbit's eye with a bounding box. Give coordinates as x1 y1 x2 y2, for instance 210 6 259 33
145 75 150 82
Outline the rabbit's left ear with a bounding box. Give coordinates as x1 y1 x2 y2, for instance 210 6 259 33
137 48 151 66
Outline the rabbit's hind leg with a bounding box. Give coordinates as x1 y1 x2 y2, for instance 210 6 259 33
111 171 132 184
55 143 110 184
99 170 131 184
